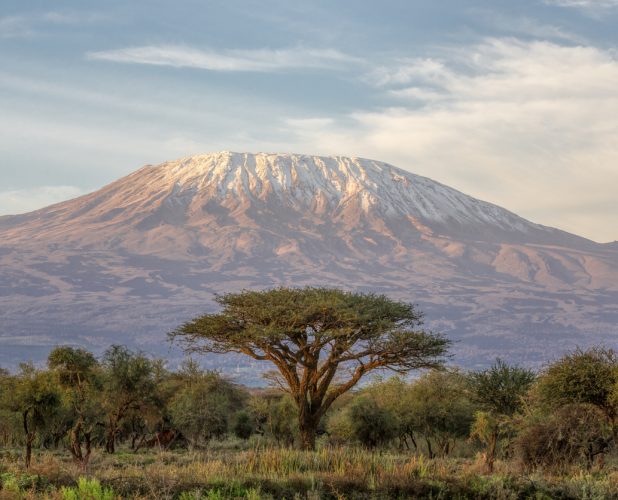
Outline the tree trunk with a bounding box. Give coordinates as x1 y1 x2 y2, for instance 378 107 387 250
298 416 317 451
105 425 116 454
23 411 34 469
486 430 497 473
408 432 418 451
425 437 434 459
82 431 92 471
69 421 92 471
25 436 33 469
299 427 316 450
442 440 451 456
400 436 410 451
70 425 83 464
297 400 320 451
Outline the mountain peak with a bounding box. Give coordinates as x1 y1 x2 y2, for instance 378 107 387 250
0 152 593 249
145 152 537 235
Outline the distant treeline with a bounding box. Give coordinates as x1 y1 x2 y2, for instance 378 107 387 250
0 344 616 473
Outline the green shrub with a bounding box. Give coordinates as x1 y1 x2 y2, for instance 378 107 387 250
60 477 116 500
348 396 398 448
232 411 253 440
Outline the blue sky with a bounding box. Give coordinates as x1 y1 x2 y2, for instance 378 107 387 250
1 0 617 241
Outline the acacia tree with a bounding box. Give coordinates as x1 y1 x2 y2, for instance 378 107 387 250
171 287 450 449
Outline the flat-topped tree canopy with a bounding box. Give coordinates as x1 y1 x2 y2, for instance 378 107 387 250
170 287 450 449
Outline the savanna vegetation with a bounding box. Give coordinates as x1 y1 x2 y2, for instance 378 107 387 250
1 287 617 499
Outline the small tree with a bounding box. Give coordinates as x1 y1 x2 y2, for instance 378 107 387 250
48 347 101 470
171 287 450 449
101 345 156 453
468 359 535 472
10 364 60 468
168 362 245 448
406 370 475 457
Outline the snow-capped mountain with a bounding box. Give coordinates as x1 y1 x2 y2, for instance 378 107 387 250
1 152 617 373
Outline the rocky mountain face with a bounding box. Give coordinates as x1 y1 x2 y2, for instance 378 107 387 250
1 152 617 375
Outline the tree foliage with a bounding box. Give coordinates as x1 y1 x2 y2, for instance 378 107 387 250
468 359 535 417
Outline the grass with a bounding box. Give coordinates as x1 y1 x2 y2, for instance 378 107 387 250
1 445 617 499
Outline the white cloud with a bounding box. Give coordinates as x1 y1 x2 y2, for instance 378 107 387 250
87 45 360 72
286 38 618 242
367 58 452 88
0 186 87 216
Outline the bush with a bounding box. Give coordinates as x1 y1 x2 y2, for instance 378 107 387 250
60 477 116 500
515 403 611 471
348 397 398 448
325 407 356 445
232 411 253 440
168 370 246 447
537 347 617 422
248 393 298 446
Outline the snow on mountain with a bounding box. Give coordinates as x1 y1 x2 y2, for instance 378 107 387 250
1 152 616 375
0 152 588 245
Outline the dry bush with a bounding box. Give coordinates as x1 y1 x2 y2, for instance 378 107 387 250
515 403 611 472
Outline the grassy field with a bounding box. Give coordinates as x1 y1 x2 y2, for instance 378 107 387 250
1 443 617 499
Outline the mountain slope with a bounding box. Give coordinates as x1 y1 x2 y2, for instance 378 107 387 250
1 152 617 374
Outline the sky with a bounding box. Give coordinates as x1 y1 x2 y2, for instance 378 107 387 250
1 0 617 242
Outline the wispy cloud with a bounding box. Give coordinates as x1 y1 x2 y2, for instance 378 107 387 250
544 0 618 8
473 10 583 43
287 38 618 242
86 45 360 72
0 11 105 38
0 15 35 38
0 186 87 216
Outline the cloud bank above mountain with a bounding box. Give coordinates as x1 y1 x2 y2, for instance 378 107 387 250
285 38 618 242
